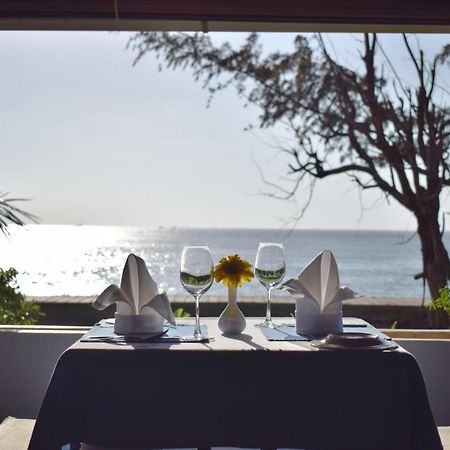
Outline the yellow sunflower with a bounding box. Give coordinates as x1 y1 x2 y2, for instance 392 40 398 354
213 254 254 288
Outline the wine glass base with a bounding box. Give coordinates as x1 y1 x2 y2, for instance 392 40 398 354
192 333 206 341
255 319 277 328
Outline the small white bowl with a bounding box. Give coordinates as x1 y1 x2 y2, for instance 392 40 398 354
114 312 164 336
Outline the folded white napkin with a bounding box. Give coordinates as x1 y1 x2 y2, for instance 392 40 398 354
281 250 358 335
93 253 176 334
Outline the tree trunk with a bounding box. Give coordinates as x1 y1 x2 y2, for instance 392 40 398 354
416 211 450 328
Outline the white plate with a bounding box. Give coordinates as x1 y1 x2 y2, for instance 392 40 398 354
311 332 398 351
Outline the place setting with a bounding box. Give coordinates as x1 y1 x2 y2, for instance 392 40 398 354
80 323 210 344
80 244 398 352
82 249 214 344
239 244 396 351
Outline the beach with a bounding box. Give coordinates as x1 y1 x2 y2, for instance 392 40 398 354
28 294 429 329
29 294 426 307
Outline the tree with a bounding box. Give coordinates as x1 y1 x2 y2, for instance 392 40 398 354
0 192 37 236
129 32 450 327
0 195 41 324
0 268 42 325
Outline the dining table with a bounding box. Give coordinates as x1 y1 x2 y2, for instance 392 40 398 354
28 317 442 450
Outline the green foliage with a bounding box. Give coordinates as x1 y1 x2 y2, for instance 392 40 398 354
173 307 190 318
428 286 450 316
0 192 38 236
0 268 43 325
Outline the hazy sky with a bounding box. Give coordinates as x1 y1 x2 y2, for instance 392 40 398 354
1 31 449 230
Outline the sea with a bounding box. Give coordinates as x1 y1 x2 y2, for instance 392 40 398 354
0 224 445 299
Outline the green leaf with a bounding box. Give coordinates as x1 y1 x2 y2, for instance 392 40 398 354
0 267 44 325
427 286 450 315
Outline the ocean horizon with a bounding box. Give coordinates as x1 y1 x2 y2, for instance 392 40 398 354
0 224 445 299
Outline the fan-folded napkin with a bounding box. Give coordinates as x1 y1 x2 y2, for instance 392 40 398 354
92 253 176 335
281 249 357 336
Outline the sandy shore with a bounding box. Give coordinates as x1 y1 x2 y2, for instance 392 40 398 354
27 294 433 328
27 295 428 307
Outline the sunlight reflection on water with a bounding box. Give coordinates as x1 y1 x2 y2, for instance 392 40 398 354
0 225 442 298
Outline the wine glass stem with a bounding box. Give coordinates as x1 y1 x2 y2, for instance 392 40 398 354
265 287 272 324
194 294 202 338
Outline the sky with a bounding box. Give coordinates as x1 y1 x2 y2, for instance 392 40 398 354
1 31 449 230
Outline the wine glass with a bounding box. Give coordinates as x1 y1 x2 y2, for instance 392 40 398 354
255 242 286 328
180 246 214 340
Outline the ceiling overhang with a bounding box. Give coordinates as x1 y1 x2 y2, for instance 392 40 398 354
0 1 449 32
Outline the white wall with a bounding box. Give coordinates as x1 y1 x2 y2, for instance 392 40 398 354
0 328 83 422
0 329 449 425
400 339 450 426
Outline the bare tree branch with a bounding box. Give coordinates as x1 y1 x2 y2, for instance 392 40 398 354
129 32 450 321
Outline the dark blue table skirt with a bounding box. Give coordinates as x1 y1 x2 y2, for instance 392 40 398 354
28 319 442 450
